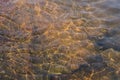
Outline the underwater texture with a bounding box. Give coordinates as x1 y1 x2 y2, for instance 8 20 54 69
0 0 120 80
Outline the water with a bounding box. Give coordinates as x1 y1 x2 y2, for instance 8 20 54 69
0 0 120 80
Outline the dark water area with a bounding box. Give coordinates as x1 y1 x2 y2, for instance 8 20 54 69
0 0 120 80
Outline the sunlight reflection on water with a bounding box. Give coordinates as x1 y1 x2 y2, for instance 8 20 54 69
0 0 120 80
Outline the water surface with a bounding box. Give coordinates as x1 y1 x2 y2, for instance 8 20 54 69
0 0 120 80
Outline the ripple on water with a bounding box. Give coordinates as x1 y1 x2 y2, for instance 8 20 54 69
0 0 120 80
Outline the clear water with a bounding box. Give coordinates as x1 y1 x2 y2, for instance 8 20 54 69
0 0 120 80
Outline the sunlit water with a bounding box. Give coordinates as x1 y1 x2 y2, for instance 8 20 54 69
0 0 120 80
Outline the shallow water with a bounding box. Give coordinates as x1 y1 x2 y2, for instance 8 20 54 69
0 0 120 80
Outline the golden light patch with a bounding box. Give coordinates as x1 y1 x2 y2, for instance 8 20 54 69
34 5 41 16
